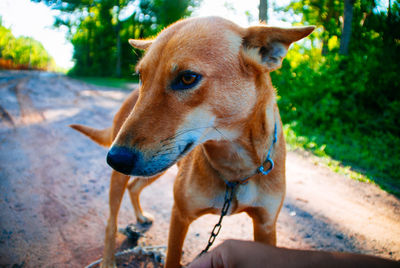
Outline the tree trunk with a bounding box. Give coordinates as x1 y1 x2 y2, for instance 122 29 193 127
322 38 329 55
259 0 268 23
116 21 121 77
115 0 122 77
339 0 354 55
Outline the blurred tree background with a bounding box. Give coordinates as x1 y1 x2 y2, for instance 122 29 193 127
271 0 400 193
19 0 399 193
0 17 55 70
32 0 200 77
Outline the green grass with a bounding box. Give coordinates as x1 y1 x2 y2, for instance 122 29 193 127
72 76 139 90
283 122 400 197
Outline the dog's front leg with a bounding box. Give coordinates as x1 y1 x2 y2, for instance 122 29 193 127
127 174 163 224
101 170 130 268
165 204 192 268
247 207 278 246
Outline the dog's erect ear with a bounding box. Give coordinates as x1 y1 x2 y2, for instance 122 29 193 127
128 39 153 50
242 25 315 71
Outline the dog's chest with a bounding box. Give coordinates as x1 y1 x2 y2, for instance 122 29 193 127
210 182 259 215
208 181 283 216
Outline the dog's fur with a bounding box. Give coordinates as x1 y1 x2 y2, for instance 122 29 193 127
71 17 314 268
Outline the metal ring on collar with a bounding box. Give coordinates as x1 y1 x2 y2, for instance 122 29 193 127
258 158 274 175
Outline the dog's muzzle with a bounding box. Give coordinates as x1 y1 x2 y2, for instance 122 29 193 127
106 145 177 177
107 139 196 176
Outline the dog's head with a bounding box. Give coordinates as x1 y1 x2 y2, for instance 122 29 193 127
107 16 314 176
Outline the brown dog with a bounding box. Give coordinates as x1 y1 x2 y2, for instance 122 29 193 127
71 16 314 268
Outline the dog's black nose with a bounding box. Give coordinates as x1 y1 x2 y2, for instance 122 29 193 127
106 146 138 175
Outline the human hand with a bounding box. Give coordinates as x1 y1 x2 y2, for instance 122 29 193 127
187 239 280 268
187 239 399 268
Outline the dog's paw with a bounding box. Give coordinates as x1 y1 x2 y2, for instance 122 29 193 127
137 212 154 225
100 260 116 268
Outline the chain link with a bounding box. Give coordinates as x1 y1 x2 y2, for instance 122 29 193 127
199 182 238 256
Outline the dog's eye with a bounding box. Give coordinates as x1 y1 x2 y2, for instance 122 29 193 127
171 71 202 90
181 74 197 85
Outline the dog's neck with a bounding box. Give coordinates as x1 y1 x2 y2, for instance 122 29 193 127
201 77 279 182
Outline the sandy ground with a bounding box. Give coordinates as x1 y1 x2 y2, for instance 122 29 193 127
0 71 399 267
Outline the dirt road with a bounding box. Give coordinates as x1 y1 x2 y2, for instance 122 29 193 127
1 71 399 267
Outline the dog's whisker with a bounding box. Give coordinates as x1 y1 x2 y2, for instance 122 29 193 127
152 150 176 157
160 125 213 143
213 127 228 140
158 127 214 151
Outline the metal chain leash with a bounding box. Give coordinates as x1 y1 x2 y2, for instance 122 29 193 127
198 182 238 257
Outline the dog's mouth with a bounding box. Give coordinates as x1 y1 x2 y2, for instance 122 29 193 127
135 141 195 177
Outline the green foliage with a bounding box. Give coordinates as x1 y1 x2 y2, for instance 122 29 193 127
281 0 343 53
272 1 400 193
68 1 116 76
284 0 343 37
151 0 197 26
0 19 55 70
0 22 14 56
282 0 379 54
34 0 200 77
